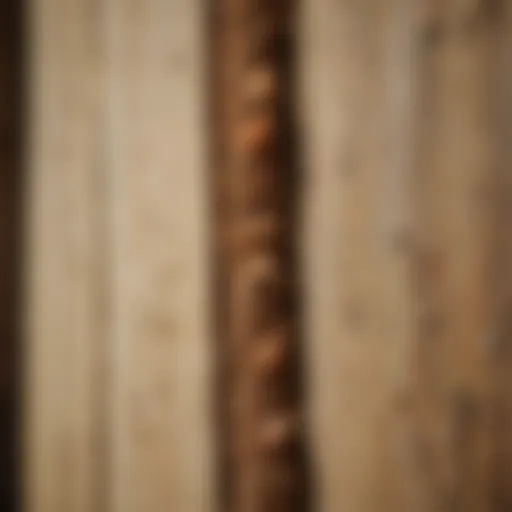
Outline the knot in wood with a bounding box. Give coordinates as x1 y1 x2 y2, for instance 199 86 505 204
253 326 290 375
243 254 281 287
258 413 301 453
245 67 277 106
239 114 275 155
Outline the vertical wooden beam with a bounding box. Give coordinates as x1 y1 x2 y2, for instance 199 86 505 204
25 1 106 511
214 1 309 511
106 1 214 511
302 0 512 511
413 4 508 509
26 1 214 511
302 2 421 509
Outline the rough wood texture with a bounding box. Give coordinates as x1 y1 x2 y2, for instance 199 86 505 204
302 1 512 511
214 1 309 511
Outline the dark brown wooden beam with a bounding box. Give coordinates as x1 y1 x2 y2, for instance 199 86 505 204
212 1 309 511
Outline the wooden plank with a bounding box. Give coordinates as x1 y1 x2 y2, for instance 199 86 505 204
26 1 214 511
301 2 419 509
301 1 512 510
106 1 214 511
24 1 107 511
412 5 505 509
212 1 309 511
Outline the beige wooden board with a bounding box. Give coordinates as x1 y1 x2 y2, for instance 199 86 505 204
105 0 214 511
24 0 106 511
25 0 214 511
301 1 512 511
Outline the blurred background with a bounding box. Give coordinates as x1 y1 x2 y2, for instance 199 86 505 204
1 1 512 511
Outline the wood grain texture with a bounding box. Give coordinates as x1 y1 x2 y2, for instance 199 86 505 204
213 1 309 511
106 1 214 511
26 1 214 511
301 1 512 510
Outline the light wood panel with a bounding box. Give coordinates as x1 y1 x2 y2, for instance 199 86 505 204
25 0 106 510
301 1 512 510
106 0 214 510
25 1 214 511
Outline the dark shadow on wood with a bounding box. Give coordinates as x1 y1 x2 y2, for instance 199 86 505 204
0 0 23 510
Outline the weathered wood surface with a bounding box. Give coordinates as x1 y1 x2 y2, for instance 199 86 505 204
25 1 214 511
213 0 309 511
302 1 512 511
